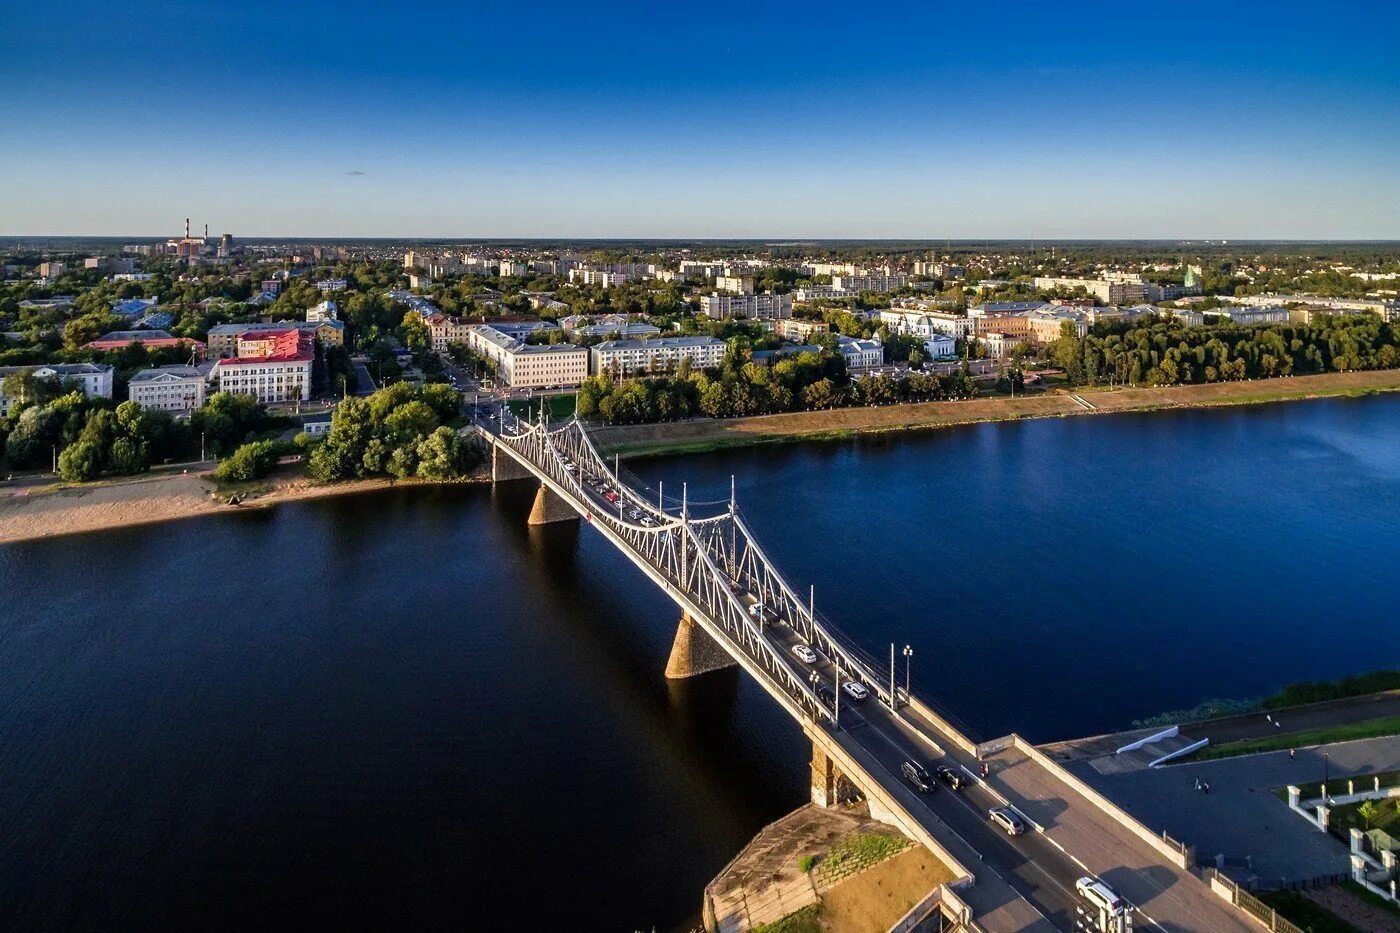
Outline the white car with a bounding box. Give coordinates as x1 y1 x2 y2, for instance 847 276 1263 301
1075 878 1125 916
791 644 818 664
842 681 869 701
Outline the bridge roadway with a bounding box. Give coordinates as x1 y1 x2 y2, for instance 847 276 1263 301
478 410 1253 933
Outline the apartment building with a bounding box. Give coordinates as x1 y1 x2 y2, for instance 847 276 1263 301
424 313 475 354
792 286 861 302
0 363 114 415
466 324 588 389
1024 309 1089 343
590 336 726 376
128 365 206 415
213 330 313 403
498 260 529 277
206 320 344 357
314 278 347 292
1033 276 1147 305
774 318 830 341
716 275 755 295
699 292 793 320
831 274 910 292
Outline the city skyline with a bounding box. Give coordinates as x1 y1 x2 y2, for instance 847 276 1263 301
3 0 1398 238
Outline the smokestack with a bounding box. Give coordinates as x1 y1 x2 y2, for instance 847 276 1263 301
204 223 208 239
185 217 190 238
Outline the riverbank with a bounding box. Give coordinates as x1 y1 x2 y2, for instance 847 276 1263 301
589 368 1400 457
0 467 480 546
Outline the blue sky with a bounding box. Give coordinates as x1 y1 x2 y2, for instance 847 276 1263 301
3 0 1397 238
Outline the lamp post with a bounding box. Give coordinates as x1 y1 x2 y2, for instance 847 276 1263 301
903 644 913 699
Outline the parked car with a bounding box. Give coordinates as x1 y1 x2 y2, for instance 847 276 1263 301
1075 878 1125 916
842 681 869 701
790 643 818 664
935 765 964 791
901 760 934 793
988 807 1026 836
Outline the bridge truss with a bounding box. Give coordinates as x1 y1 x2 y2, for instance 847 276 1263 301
493 415 897 725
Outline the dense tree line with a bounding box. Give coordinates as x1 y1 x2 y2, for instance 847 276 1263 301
0 375 282 480
1046 315 1400 387
575 348 976 425
306 382 483 481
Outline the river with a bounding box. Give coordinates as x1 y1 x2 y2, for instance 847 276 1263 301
2 396 1398 930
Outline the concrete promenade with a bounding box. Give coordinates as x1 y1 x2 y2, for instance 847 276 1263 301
1067 734 1400 887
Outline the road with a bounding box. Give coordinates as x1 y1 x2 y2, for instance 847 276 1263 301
484 415 1255 932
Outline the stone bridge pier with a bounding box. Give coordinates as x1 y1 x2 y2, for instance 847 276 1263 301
665 612 739 679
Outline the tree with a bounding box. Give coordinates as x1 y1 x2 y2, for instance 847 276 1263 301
57 439 103 482
213 439 281 483
1358 800 1380 829
109 436 149 475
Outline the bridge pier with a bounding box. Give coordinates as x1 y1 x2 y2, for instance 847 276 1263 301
810 743 861 809
527 483 578 525
491 443 532 483
664 612 739 679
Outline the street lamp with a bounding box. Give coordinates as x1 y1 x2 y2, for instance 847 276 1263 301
903 645 913 698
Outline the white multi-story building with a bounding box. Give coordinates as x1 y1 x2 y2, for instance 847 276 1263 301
466 324 588 388
838 335 883 370
314 278 347 292
0 363 114 415
128 365 206 415
590 337 726 376
498 259 529 277
307 299 339 323
921 333 957 358
716 275 755 295
678 260 726 280
831 274 910 292
569 268 638 287
1208 306 1290 325
699 292 793 320
213 330 313 403
792 286 861 303
1033 276 1146 305
879 308 974 339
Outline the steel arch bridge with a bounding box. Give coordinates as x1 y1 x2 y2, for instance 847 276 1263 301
486 413 900 727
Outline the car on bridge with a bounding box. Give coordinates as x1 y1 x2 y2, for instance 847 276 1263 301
815 684 836 707
790 644 817 664
1075 877 1126 917
901 760 934 793
988 807 1026 836
604 491 619 503
935 765 965 791
842 681 869 702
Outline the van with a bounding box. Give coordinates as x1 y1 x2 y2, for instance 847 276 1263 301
1075 877 1125 916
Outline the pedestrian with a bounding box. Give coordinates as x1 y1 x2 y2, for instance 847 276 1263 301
1195 777 1202 792
1289 748 1296 761
1274 720 1281 730
1202 780 1211 794
1266 714 1273 724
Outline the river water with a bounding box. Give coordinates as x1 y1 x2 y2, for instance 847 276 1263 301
2 396 1398 930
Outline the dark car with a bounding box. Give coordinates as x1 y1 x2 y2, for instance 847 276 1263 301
936 765 964 791
816 685 837 707
901 760 934 793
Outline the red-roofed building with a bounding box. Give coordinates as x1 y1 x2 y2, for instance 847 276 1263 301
213 329 314 403
84 330 207 359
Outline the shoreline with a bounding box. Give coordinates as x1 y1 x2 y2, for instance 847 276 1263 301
0 468 484 547
588 368 1400 458
4 369 1399 546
